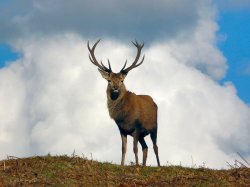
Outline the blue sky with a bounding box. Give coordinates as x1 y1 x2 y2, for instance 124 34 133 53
0 1 249 168
219 9 250 103
0 44 19 67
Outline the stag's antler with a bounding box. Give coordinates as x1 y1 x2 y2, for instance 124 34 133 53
120 40 145 74
87 39 112 73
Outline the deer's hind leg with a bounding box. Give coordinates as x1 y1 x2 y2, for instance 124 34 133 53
150 128 160 166
139 137 148 166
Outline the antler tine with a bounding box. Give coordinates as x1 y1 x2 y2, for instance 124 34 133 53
120 60 128 72
132 40 144 49
100 59 112 72
107 59 112 71
134 54 145 68
87 39 100 52
120 40 145 74
87 40 112 73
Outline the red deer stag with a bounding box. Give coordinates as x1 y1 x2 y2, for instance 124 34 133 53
87 40 160 166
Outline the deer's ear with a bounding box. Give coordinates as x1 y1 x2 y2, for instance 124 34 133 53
98 69 110 80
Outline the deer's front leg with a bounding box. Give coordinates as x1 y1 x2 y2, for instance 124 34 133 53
120 134 127 166
132 131 139 165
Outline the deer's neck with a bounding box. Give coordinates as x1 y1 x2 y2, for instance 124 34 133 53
107 89 128 120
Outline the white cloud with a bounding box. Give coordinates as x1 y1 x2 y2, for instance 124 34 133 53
0 33 249 168
165 3 227 80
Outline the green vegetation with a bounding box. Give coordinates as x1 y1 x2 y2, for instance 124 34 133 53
0 155 249 186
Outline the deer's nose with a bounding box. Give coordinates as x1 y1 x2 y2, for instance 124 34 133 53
113 86 119 91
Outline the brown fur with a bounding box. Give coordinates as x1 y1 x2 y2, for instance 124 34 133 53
108 91 157 132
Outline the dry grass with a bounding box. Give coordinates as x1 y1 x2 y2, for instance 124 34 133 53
0 155 249 186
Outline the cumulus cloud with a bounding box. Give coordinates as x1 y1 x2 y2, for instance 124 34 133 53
0 0 250 169
151 3 227 80
0 33 249 168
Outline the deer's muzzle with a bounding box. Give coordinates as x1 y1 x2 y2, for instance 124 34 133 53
110 89 119 100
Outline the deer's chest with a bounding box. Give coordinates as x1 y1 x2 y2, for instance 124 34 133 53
108 100 136 132
108 101 124 119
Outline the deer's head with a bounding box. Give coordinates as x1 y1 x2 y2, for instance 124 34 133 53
87 40 145 101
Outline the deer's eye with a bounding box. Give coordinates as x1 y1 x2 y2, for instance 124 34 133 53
108 80 111 83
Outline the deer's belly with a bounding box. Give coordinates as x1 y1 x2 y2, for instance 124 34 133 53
115 118 150 136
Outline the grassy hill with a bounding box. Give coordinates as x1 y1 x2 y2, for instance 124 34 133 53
0 155 249 186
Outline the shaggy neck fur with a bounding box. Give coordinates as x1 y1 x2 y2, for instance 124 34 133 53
107 86 128 120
